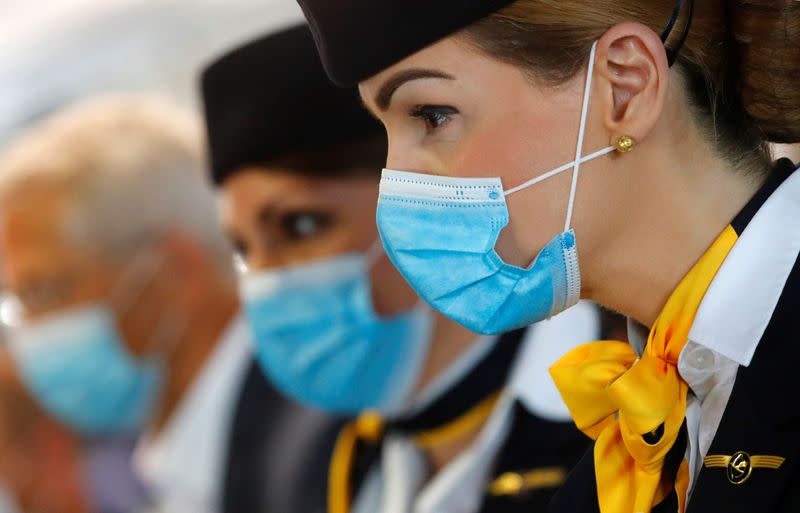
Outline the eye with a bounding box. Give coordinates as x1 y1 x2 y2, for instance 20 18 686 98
228 235 249 272
229 235 248 259
16 276 74 316
279 211 332 241
232 253 249 275
410 105 458 133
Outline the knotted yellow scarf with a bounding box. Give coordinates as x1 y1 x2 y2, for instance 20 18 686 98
550 225 737 513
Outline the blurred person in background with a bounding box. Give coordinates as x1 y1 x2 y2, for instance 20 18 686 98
202 25 618 513
0 95 341 513
0 350 147 513
0 351 88 513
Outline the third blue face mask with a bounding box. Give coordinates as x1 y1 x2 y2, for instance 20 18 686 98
377 42 614 335
241 251 432 415
7 253 172 435
9 305 162 435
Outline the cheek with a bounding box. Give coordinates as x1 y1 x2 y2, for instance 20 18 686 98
309 219 372 258
311 189 380 258
369 256 419 316
449 105 575 183
284 204 378 267
451 111 579 267
336 190 381 247
492 174 572 268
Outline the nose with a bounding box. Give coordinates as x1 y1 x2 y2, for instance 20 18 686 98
385 135 453 178
385 137 430 174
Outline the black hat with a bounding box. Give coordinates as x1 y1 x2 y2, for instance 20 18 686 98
296 0 516 86
201 24 386 185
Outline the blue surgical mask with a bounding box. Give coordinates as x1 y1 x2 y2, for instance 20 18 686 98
377 42 614 335
8 253 176 435
9 305 162 435
240 250 432 415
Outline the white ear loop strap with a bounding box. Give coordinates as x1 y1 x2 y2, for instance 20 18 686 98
503 41 614 232
364 239 386 268
503 145 615 196
564 41 600 232
110 250 163 315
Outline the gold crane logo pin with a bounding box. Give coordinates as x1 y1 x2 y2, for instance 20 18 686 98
704 451 785 485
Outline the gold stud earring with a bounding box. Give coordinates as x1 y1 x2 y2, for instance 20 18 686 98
615 135 636 153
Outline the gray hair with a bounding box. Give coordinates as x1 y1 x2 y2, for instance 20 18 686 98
0 94 234 277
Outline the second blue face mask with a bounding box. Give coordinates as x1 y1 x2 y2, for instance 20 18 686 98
377 42 614 335
240 251 432 415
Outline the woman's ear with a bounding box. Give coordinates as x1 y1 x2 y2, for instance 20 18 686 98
595 22 671 143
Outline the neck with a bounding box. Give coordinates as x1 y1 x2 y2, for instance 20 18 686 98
413 313 488 473
150 286 240 434
582 136 763 327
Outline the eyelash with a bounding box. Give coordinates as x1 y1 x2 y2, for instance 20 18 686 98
410 105 458 133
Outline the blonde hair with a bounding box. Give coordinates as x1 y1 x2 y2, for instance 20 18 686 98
0 94 233 273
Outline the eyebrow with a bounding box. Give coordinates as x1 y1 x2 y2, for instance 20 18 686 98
374 68 455 111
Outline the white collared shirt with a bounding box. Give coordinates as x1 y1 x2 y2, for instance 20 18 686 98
629 165 800 503
133 315 252 513
352 301 602 513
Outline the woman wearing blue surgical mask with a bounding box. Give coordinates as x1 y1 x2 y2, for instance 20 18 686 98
295 1 800 513
202 25 607 513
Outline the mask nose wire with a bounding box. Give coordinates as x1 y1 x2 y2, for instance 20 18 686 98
111 250 186 361
109 249 164 316
364 239 386 269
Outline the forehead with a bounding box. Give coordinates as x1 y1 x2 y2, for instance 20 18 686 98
2 185 68 240
360 37 470 86
221 167 378 208
223 167 336 194
0 185 85 268
359 35 530 109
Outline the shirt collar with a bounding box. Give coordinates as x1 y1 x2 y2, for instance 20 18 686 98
366 301 601 513
404 334 500 415
627 317 648 357
133 315 252 512
689 162 800 366
511 300 601 420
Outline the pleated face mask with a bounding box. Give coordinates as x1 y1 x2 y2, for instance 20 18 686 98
240 246 433 415
377 42 614 335
8 252 173 435
10 305 163 435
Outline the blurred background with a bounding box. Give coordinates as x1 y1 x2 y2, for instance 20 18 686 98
0 0 303 332
0 0 303 148
0 3 302 513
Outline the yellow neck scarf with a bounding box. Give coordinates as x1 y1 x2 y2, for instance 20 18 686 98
329 392 502 513
550 225 738 513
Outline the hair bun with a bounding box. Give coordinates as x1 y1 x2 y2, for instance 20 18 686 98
728 0 800 143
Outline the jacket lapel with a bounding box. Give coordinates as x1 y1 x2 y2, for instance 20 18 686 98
482 401 590 513
687 256 800 512
222 359 345 513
